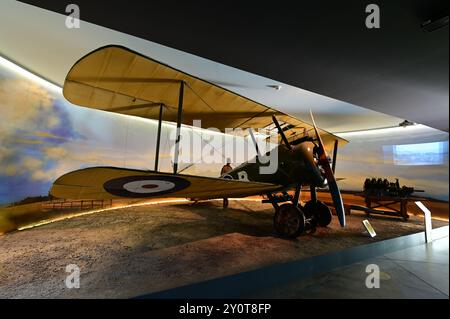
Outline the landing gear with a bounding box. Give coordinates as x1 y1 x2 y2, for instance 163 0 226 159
269 185 308 238
274 203 305 238
304 200 332 227
304 186 332 227
267 184 334 238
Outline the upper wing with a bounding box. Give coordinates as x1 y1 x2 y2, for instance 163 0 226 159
63 45 347 151
50 167 282 201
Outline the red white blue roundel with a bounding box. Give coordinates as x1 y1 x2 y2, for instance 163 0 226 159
103 175 190 198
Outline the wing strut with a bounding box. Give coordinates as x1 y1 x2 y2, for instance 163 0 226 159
272 115 292 151
173 81 185 174
154 103 164 171
248 128 262 159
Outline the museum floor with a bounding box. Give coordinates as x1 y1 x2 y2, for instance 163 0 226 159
1 198 447 299
247 235 449 298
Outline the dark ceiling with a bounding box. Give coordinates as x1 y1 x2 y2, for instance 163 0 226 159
20 0 449 131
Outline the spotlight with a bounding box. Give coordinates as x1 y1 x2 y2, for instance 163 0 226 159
421 16 449 32
399 120 415 127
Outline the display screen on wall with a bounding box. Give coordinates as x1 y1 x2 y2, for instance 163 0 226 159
383 141 448 166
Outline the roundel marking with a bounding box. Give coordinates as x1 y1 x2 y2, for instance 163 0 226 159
103 175 190 198
122 180 176 194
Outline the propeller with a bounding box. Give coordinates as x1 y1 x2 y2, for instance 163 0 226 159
309 111 346 227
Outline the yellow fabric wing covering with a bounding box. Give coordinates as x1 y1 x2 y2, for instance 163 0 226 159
50 167 282 200
63 45 347 151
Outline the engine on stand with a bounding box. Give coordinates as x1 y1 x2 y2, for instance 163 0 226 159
363 178 424 198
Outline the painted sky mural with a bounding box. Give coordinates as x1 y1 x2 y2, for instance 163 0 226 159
0 57 448 204
0 59 159 203
0 57 259 204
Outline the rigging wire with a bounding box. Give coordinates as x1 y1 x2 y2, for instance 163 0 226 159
185 82 217 112
178 127 232 174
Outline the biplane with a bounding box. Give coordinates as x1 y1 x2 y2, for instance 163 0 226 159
50 45 348 238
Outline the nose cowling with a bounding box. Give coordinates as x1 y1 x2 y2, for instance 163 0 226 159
292 142 324 187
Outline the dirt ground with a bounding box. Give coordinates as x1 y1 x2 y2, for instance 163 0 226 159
0 197 447 299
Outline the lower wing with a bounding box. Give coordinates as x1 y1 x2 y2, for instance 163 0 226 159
50 166 282 200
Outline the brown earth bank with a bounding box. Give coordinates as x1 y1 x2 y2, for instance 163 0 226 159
0 197 447 299
1 191 447 235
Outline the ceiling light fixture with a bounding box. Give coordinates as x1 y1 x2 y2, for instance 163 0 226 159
399 120 415 127
267 84 282 90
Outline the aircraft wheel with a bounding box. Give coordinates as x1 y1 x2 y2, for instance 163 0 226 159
304 200 332 227
274 204 305 238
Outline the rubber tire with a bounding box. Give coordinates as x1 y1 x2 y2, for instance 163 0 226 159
274 204 306 238
304 200 332 227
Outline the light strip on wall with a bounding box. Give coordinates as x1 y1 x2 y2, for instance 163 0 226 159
335 124 428 138
0 55 62 93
